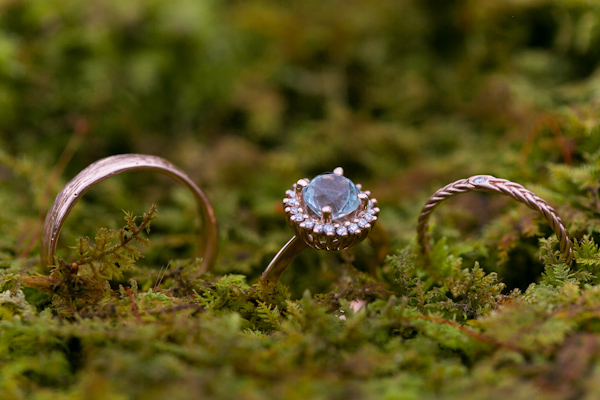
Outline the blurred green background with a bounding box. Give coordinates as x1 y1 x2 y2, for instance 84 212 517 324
1 0 599 293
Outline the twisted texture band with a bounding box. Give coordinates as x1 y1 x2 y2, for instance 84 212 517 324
40 154 218 272
417 175 573 265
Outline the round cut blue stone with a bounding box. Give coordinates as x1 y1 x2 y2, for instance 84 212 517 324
303 173 360 219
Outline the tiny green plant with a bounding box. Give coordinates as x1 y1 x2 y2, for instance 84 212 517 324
21 205 158 316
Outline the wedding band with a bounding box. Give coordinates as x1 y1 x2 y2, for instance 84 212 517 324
261 167 389 282
417 175 573 264
40 154 218 272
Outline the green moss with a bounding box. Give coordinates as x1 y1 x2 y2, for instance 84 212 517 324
1 0 600 398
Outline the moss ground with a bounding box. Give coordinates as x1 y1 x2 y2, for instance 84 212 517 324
1 0 600 398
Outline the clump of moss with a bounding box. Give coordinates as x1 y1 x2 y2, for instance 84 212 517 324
1 196 597 399
21 205 158 317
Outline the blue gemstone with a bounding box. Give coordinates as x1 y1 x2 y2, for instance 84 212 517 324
303 173 360 219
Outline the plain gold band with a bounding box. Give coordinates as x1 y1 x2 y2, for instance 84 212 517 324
40 154 218 272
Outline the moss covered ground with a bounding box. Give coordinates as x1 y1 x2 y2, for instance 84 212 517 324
1 0 600 398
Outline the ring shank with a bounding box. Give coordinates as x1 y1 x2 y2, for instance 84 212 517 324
40 154 218 272
261 236 308 282
261 223 389 282
417 175 573 265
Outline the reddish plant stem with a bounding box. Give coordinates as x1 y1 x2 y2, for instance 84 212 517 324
402 315 522 352
126 286 143 324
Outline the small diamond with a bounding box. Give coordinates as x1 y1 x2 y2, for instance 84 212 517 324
314 223 324 233
348 223 359 234
304 219 314 229
473 176 486 184
295 214 304 223
290 206 299 214
358 218 369 228
364 213 373 222
336 226 348 235
324 224 335 235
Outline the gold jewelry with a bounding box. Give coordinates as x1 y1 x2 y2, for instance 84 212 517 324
40 154 218 272
417 175 573 264
262 167 389 282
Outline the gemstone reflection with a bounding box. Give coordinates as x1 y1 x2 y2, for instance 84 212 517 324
302 173 360 219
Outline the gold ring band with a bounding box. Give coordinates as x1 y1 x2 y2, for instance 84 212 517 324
40 154 218 272
417 175 573 264
261 223 389 282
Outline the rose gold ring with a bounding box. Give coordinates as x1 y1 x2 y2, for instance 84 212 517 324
261 167 389 282
40 154 218 272
417 175 573 264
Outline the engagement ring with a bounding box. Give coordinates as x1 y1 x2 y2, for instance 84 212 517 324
261 167 388 282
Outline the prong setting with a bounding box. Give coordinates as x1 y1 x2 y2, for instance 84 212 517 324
321 206 333 224
295 179 309 197
358 193 369 212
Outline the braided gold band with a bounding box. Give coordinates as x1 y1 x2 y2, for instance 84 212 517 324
40 154 218 272
417 175 573 264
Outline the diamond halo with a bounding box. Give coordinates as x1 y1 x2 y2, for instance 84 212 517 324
282 167 380 251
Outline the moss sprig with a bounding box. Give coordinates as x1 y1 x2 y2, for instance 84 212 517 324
73 204 158 280
21 205 158 316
